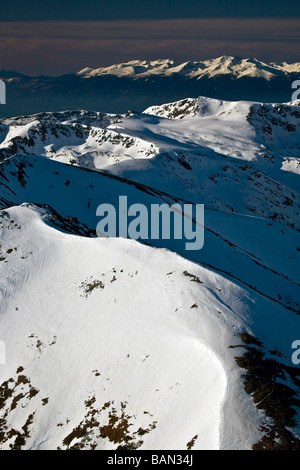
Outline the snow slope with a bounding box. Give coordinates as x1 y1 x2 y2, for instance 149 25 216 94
2 57 299 119
0 96 299 450
1 203 297 450
0 205 236 450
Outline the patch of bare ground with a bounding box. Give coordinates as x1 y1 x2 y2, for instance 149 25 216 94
231 332 300 450
0 367 44 450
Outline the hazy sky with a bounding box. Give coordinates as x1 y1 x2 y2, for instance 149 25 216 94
2 0 300 20
0 0 299 75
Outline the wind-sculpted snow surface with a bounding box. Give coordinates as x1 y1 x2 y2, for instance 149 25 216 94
0 205 230 450
0 96 299 450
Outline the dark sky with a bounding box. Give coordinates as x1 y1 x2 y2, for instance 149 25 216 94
2 0 300 20
0 0 299 75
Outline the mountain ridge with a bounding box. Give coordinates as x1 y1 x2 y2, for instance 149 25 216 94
77 56 300 81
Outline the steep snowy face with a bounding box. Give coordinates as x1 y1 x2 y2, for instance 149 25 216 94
78 59 177 78
77 56 300 80
2 57 299 120
1 202 298 451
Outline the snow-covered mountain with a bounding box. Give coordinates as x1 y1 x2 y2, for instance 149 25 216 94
78 56 300 81
1 56 299 119
0 96 299 450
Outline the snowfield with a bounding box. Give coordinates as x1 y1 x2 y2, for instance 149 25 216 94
0 95 299 450
0 205 229 450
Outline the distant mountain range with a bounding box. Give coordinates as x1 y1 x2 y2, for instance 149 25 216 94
0 95 299 449
1 56 299 118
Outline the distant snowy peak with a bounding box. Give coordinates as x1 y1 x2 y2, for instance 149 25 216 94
144 97 253 120
77 56 300 80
